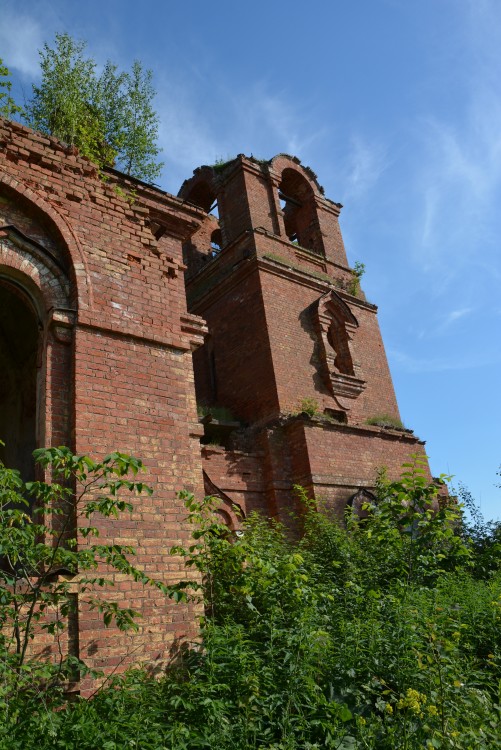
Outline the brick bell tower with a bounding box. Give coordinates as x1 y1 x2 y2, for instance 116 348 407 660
179 154 429 521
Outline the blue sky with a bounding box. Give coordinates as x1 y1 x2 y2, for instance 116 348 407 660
1 0 500 519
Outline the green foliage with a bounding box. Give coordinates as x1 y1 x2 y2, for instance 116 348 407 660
117 60 163 182
23 32 163 181
0 445 171 728
212 155 236 174
366 413 407 430
298 397 320 416
0 58 23 120
2 454 501 748
25 33 112 165
347 260 366 296
456 482 501 577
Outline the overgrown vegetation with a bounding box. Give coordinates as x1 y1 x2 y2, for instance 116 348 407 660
365 413 407 431
298 397 320 416
0 59 23 120
2 33 163 181
1 453 501 748
0 446 179 731
347 261 366 296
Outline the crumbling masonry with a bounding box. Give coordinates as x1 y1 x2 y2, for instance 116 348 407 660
0 119 429 678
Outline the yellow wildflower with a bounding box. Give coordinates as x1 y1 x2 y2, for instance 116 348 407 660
397 688 427 714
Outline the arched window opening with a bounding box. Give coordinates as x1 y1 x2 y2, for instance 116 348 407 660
209 200 219 220
0 281 40 482
278 168 323 253
347 488 376 519
210 229 223 257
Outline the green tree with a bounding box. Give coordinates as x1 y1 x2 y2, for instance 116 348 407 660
24 33 163 181
0 58 23 120
25 33 110 165
117 60 164 183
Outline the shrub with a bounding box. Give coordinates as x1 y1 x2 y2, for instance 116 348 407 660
298 397 320 417
0 446 177 729
2 453 501 749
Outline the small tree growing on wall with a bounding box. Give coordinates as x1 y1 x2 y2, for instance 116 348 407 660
23 32 164 181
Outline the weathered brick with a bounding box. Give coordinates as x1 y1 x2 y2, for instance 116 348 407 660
0 122 432 689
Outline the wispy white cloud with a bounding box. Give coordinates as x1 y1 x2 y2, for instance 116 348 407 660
429 306 474 338
342 135 389 201
156 89 227 192
412 1 501 280
389 346 498 374
443 307 472 326
0 8 45 78
156 77 328 193
415 306 472 339
234 84 327 158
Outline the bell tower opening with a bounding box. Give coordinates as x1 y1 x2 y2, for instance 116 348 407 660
0 281 40 482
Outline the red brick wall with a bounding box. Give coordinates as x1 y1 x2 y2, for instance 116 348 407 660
300 418 429 506
201 444 268 517
191 262 280 423
0 118 206 679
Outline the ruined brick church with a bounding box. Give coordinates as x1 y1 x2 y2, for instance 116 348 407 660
0 118 428 675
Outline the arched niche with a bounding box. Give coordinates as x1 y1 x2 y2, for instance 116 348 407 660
314 290 366 411
183 180 217 214
179 167 219 215
347 488 376 519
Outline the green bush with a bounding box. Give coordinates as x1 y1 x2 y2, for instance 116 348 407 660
2 452 501 749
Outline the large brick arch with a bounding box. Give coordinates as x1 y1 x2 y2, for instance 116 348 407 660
0 226 71 313
269 154 325 197
0 172 92 311
0 224 75 455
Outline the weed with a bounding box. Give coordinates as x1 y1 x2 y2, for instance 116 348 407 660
347 260 365 296
365 413 407 430
299 397 320 417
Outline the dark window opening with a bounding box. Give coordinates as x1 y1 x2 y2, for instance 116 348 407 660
0 282 40 483
210 229 223 257
149 220 167 241
278 169 323 254
323 408 348 424
209 200 219 220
